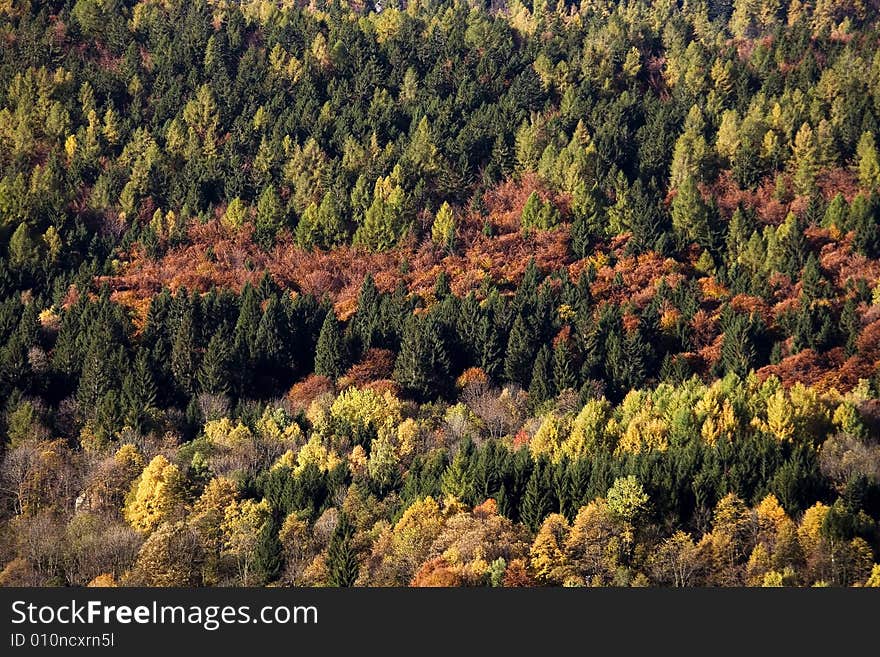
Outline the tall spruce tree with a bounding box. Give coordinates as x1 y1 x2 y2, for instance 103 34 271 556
170 310 198 396
198 327 232 395
123 350 158 432
529 345 553 405
839 298 860 357
314 310 346 380
253 519 283 585
352 274 382 354
393 314 450 401
720 312 757 377
479 314 503 381
326 514 359 587
520 462 552 533
504 314 534 386
553 341 577 393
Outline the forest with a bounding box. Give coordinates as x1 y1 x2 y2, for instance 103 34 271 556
1 0 880 587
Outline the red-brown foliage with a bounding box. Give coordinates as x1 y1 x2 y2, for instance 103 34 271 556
338 349 395 390
473 498 498 519
287 375 335 412
710 168 859 229
94 167 876 394
502 558 536 587
456 367 489 390
362 379 400 397
512 429 530 450
757 349 846 389
410 557 463 587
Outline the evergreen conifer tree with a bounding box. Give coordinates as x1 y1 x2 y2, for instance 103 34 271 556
479 315 503 381
520 463 552 532
314 310 346 380
839 298 860 357
171 310 198 396
393 314 450 401
529 345 553 405
504 314 534 386
123 350 158 431
253 520 284 585
326 514 358 587
553 341 577 393
198 327 232 395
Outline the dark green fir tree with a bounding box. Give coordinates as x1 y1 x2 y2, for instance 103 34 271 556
314 310 346 380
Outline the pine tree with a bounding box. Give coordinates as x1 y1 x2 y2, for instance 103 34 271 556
721 312 757 377
823 193 848 231
856 131 880 191
623 329 649 389
198 327 232 395
295 191 346 250
570 182 603 259
504 314 534 386
521 192 560 230
314 310 346 380
791 123 818 197
851 193 880 258
800 254 827 303
77 330 117 415
839 298 860 357
171 310 198 396
253 519 283 585
255 185 284 248
479 314 503 381
255 296 287 375
536 200 561 229
233 284 261 390
123 350 158 432
441 446 474 503
529 345 553 405
393 314 450 401
257 271 277 301
354 173 406 251
553 341 577 393
782 213 808 277
496 483 512 519
326 514 359 587
671 175 711 248
521 463 552 533
8 223 37 271
554 459 575 519
520 191 543 229
352 274 382 353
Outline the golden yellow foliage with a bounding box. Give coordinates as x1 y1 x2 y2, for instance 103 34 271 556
191 476 239 561
254 407 303 445
529 413 573 463
797 502 830 560
124 455 186 534
562 398 612 460
530 514 572 584
866 564 880 587
755 494 789 537
294 434 341 475
203 417 253 449
86 574 118 587
614 409 668 455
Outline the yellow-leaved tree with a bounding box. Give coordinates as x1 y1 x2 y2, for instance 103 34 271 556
530 513 572 585
191 477 238 585
221 498 272 586
124 455 186 535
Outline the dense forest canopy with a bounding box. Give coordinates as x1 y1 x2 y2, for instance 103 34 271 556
1 0 880 587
